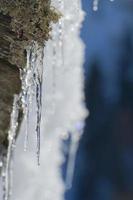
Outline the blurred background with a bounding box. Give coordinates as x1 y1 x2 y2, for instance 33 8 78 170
65 0 133 199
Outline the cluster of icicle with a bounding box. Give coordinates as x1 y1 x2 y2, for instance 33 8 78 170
20 43 44 166
0 0 89 199
0 43 44 200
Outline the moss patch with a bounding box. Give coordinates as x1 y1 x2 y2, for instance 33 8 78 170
0 0 60 67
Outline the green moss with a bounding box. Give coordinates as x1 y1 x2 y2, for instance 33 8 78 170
0 0 61 67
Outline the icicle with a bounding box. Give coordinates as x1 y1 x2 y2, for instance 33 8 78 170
20 44 44 165
34 47 44 166
65 133 79 190
20 48 32 152
66 121 84 190
51 34 57 112
93 0 99 11
2 95 19 200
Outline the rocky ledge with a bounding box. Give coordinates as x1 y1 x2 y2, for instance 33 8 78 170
0 0 60 149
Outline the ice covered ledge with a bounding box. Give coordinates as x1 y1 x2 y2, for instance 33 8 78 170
0 0 59 150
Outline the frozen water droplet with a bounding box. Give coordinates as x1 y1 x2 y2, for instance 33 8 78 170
93 0 114 11
93 0 99 11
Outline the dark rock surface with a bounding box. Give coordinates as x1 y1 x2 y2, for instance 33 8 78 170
0 13 26 67
0 13 21 148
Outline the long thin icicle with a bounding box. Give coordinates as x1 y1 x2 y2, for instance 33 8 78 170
58 0 64 66
34 47 44 166
20 48 32 152
2 95 19 200
65 122 84 189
